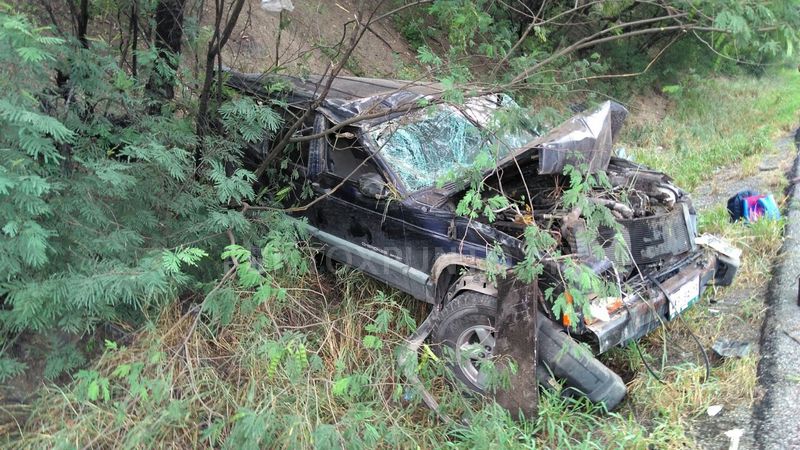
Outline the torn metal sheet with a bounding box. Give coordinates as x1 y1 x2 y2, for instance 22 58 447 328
492 274 539 421
498 101 628 175
224 70 447 124
228 69 629 181
538 100 628 174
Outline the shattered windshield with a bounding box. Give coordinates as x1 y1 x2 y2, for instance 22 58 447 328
368 95 536 192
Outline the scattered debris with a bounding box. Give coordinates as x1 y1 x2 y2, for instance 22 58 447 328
614 147 633 161
492 278 540 421
261 0 294 13
696 234 741 287
712 339 753 358
724 428 744 450
783 329 800 346
707 404 723 416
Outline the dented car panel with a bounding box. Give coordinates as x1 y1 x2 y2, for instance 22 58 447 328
586 254 717 353
498 100 629 175
228 68 737 329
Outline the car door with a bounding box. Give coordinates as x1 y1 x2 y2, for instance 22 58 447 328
304 120 427 298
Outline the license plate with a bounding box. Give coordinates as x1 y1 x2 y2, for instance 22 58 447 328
668 275 700 319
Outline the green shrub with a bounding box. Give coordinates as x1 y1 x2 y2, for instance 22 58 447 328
0 7 283 379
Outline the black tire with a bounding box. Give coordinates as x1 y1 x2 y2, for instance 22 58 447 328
431 291 497 393
432 291 627 409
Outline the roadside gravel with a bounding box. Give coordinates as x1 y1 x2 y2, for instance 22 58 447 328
755 131 800 450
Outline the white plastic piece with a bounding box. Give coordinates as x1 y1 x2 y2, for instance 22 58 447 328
654 185 677 207
261 0 294 13
588 302 611 322
724 428 743 450
707 404 722 416
696 234 742 260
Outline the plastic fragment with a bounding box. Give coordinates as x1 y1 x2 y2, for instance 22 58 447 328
614 146 633 161
588 302 611 323
724 428 743 450
707 404 723 416
261 0 294 13
562 291 573 326
712 339 752 358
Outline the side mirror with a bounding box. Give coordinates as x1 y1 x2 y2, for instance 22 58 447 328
358 173 389 200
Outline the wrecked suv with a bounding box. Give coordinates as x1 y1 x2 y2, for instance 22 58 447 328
229 72 739 410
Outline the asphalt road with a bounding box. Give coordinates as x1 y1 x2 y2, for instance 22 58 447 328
755 131 800 450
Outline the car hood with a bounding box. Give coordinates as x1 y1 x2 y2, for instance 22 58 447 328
409 101 630 207
496 100 629 176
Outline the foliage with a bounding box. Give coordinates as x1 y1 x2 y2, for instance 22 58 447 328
0 6 283 378
404 0 800 101
623 67 800 190
446 109 624 327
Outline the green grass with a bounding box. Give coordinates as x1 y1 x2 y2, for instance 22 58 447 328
611 67 796 447
622 67 800 191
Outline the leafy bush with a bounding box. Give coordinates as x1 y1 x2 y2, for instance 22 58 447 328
0 7 283 379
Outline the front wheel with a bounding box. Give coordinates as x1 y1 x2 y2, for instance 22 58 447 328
431 290 627 409
431 291 497 392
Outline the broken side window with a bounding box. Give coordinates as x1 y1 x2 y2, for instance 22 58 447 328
325 127 380 181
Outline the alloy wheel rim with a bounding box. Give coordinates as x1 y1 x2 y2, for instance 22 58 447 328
454 324 496 389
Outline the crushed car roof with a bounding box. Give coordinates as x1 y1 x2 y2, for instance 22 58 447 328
225 70 446 123
227 70 630 179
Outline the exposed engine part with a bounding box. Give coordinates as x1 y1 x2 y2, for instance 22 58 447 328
560 207 584 255
590 197 634 219
652 186 677 207
654 183 681 207
606 156 689 211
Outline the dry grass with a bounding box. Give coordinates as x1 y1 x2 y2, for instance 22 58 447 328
611 68 797 447
8 267 457 449
5 263 695 449
739 154 763 178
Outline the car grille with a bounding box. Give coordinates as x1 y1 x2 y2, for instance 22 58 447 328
598 204 694 269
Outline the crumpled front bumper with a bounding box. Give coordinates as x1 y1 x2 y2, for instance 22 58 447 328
586 239 739 353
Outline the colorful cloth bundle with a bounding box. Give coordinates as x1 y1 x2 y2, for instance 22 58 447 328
727 190 781 223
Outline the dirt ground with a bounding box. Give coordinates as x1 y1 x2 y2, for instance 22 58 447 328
688 134 795 449
627 90 671 127
219 0 420 77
